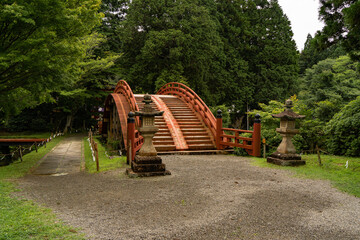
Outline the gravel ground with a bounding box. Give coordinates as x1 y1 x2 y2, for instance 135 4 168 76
16 154 360 240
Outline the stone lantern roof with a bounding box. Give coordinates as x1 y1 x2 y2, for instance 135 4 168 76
135 94 164 117
272 99 305 120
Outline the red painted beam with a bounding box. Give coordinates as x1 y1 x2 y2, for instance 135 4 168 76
0 139 47 143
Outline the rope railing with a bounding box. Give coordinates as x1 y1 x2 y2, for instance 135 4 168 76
0 132 64 163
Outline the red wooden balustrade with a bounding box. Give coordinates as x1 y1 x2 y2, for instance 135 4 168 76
216 112 261 157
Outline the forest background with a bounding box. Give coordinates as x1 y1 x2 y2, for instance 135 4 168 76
0 0 359 156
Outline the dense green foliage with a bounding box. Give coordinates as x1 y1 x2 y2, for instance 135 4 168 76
250 55 360 156
214 0 298 112
0 0 103 116
119 0 222 101
293 0 360 156
299 34 346 75
317 0 360 61
1 0 298 131
299 55 360 122
326 97 360 156
0 0 119 131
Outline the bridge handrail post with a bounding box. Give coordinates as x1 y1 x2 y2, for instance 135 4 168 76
127 112 136 164
216 109 223 150
252 114 261 157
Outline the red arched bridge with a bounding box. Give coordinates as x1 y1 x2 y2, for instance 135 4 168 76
102 80 261 161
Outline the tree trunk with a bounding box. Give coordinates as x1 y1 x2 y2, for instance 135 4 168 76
64 115 73 134
316 144 322 166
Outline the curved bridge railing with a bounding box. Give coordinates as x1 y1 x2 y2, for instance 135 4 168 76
157 82 217 139
113 80 140 122
157 82 261 157
103 80 143 155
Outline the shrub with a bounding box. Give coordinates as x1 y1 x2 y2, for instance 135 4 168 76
326 96 360 156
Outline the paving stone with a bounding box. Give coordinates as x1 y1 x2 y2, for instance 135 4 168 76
32 135 83 175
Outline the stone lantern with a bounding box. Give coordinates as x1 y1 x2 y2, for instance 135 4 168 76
126 94 171 177
267 99 305 166
136 94 164 156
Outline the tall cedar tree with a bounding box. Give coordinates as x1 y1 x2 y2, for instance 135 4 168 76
92 0 129 83
215 0 298 114
242 0 298 109
214 0 251 113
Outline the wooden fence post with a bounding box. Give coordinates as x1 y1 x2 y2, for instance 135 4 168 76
94 142 99 171
127 112 135 164
216 109 223 150
262 138 266 158
252 114 261 157
19 146 23 162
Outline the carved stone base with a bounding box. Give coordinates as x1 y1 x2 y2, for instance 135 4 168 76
125 155 171 177
267 152 305 166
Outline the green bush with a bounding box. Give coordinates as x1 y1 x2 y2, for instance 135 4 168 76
233 147 248 156
210 105 231 128
247 95 332 154
326 96 360 156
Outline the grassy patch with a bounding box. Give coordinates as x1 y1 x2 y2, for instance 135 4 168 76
0 136 85 240
83 136 127 173
0 132 52 139
250 154 360 197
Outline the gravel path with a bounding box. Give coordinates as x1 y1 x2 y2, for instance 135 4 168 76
17 152 360 240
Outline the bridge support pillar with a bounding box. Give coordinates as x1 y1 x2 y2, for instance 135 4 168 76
127 112 135 165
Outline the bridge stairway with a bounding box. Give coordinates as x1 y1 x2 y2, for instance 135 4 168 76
135 94 215 152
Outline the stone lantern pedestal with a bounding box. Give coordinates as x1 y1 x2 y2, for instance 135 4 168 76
126 94 171 177
267 99 306 166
